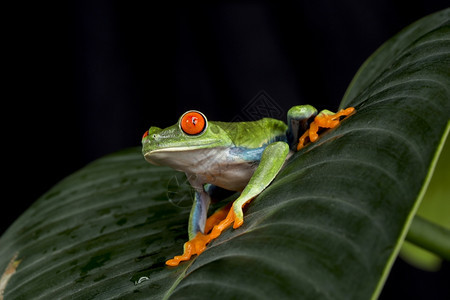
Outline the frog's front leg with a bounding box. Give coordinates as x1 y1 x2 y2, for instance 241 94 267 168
210 141 290 239
297 107 355 150
168 142 290 266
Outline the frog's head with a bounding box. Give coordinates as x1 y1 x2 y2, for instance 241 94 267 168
142 110 232 166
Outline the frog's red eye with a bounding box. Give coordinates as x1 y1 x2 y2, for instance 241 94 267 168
142 130 149 139
180 111 207 135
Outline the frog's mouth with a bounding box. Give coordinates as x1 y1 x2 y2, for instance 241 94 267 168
144 146 229 171
143 147 193 165
144 147 195 163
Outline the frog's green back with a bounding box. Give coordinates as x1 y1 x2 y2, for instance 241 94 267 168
212 118 288 148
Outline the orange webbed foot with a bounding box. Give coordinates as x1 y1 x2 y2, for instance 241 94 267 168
297 107 355 150
210 205 244 239
166 203 233 266
166 232 211 266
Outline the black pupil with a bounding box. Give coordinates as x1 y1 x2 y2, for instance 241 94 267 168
192 117 198 125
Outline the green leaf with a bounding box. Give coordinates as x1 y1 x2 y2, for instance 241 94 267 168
1 8 449 300
0 150 194 299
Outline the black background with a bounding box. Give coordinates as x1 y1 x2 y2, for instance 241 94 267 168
4 1 449 298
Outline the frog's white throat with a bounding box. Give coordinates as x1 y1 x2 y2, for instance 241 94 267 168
145 147 258 191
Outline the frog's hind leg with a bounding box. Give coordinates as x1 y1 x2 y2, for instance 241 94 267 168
187 186 211 240
166 181 241 266
166 203 232 266
166 177 212 266
287 105 318 150
297 107 355 150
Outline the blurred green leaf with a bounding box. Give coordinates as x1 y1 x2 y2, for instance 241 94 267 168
401 125 450 271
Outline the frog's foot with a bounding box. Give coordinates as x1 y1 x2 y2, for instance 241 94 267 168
297 107 355 150
204 203 233 233
210 203 245 239
166 204 232 266
166 232 211 266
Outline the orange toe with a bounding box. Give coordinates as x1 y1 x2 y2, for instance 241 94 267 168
210 208 235 239
232 216 244 229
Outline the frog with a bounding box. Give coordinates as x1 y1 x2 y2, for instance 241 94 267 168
142 105 355 266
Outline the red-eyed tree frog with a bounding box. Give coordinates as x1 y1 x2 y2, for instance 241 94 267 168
142 105 355 266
